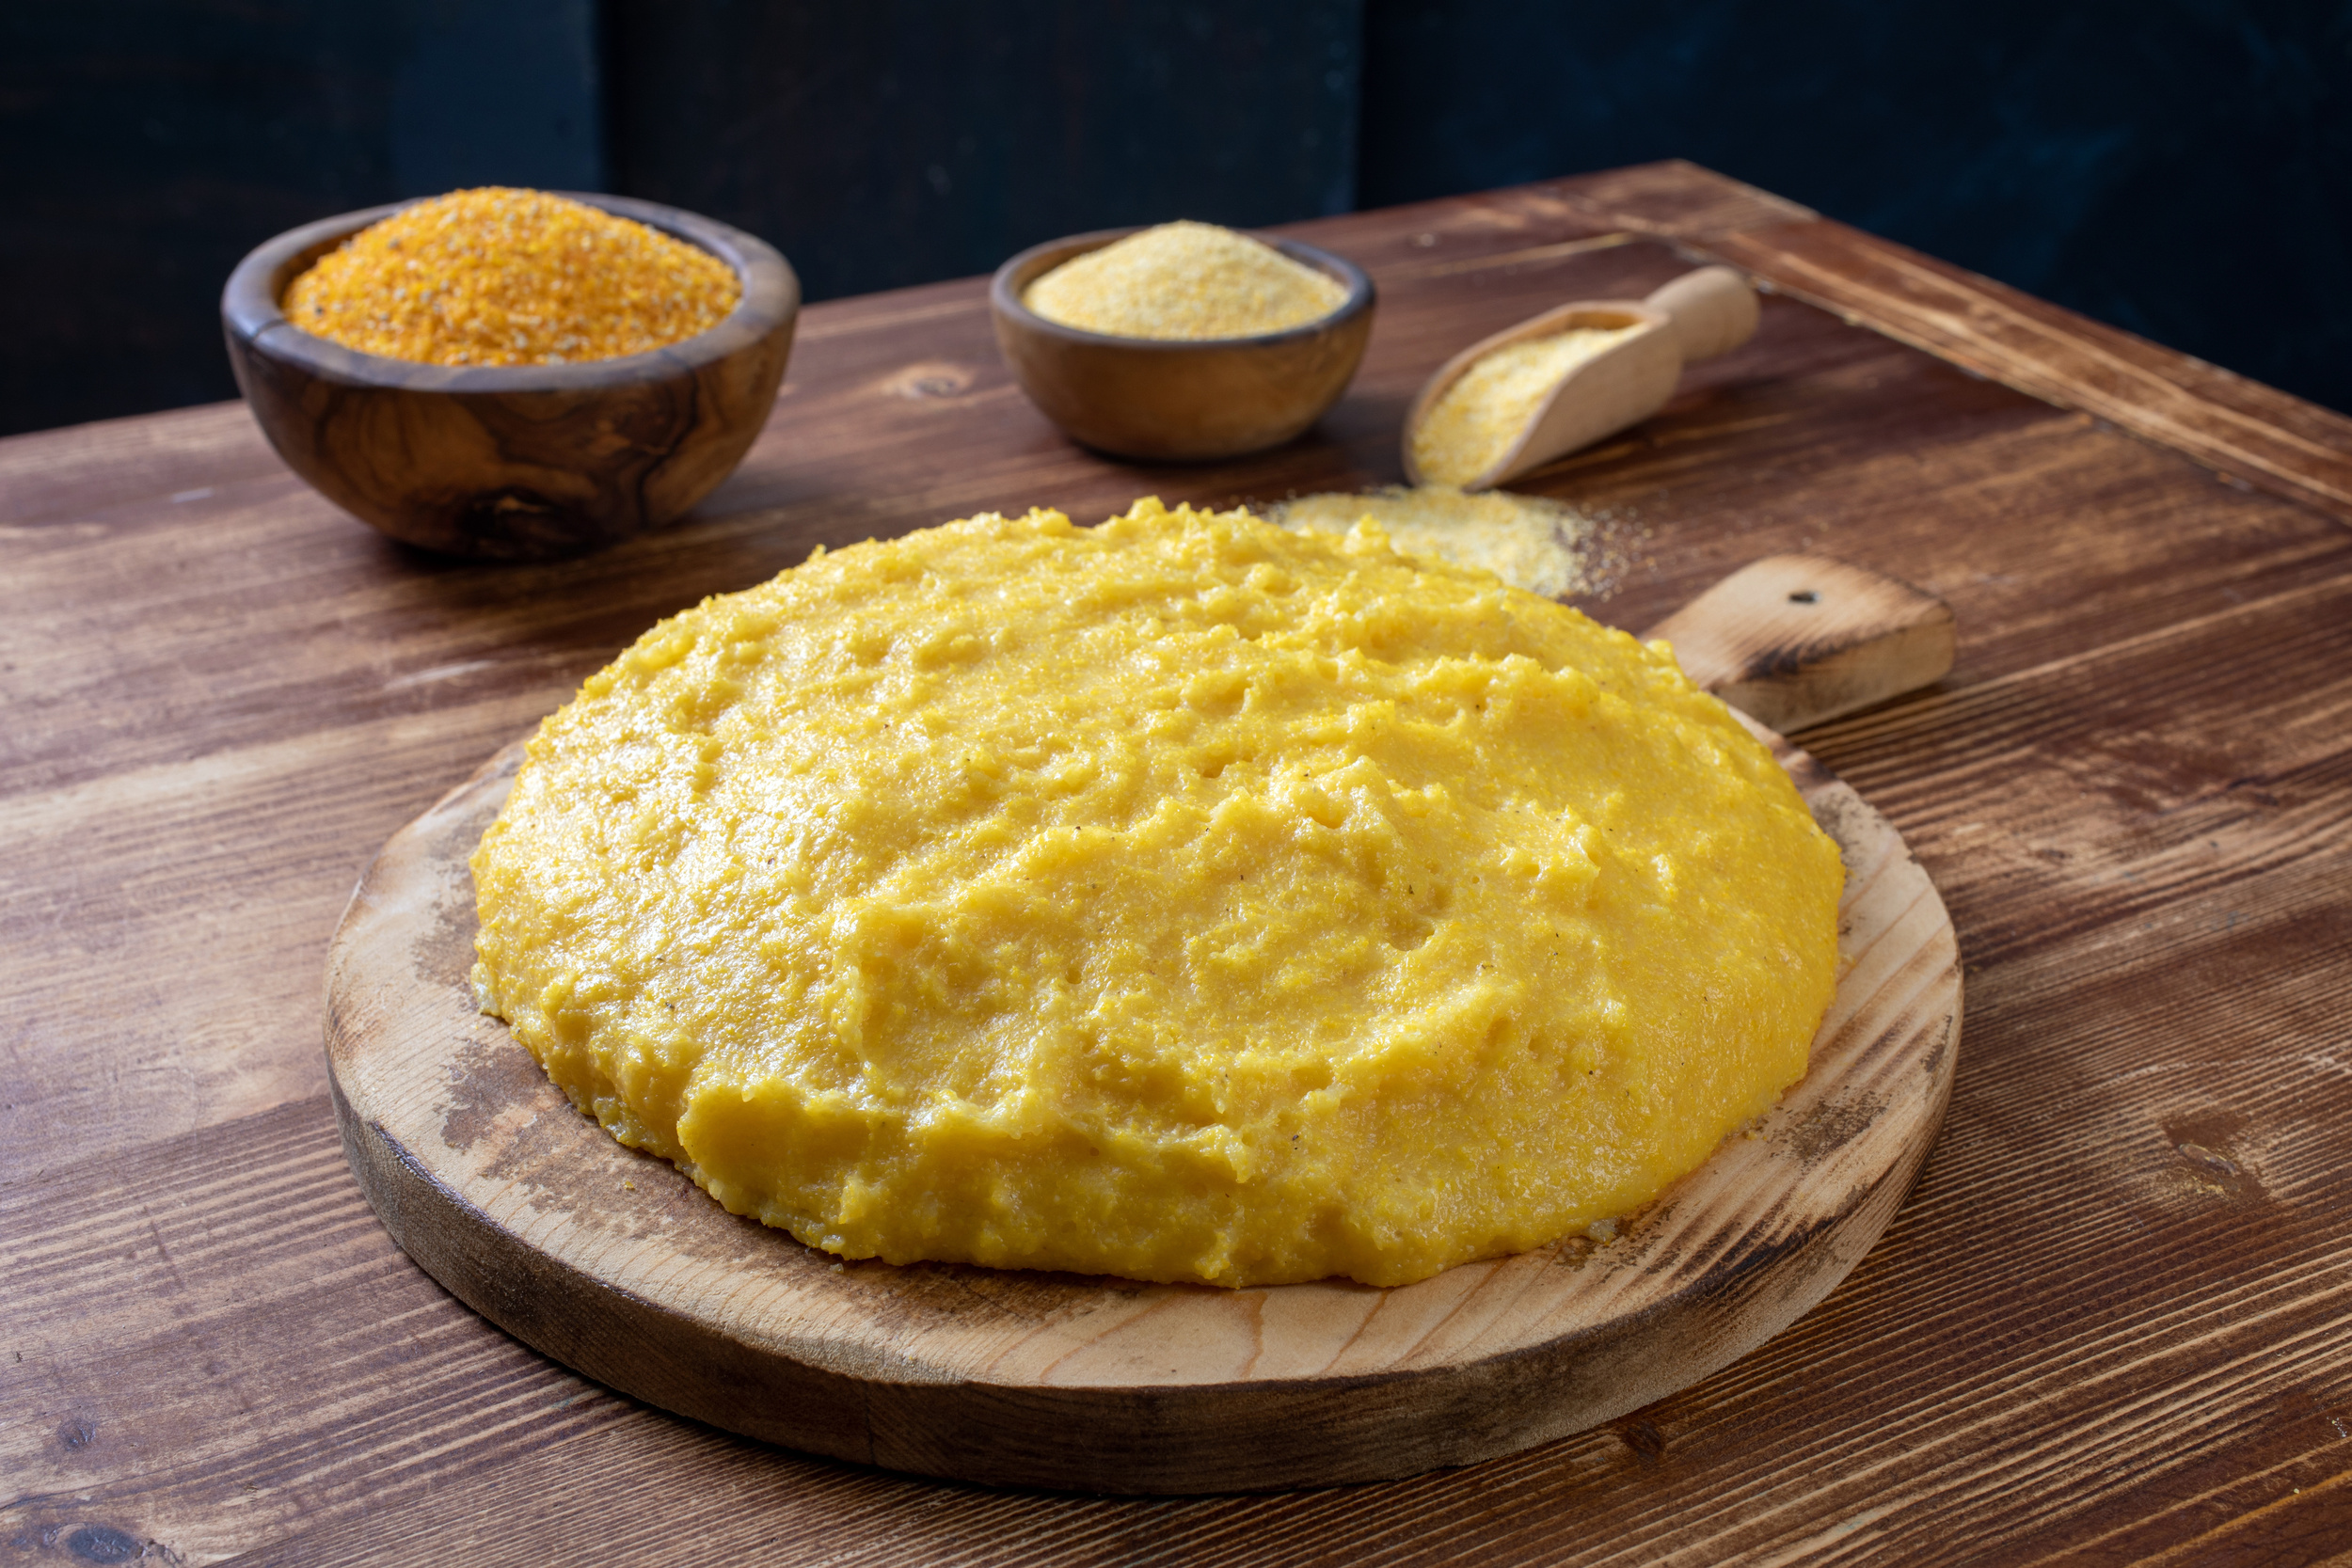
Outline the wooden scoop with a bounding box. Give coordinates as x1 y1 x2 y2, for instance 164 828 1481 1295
1402 265 1760 491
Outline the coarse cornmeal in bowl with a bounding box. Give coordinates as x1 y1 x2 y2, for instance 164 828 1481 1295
223 187 797 561
469 498 1842 1289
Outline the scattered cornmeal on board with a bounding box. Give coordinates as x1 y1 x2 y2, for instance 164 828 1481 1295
283 187 740 367
1413 325 1642 485
1268 483 1625 601
1024 221 1347 341
470 498 1843 1289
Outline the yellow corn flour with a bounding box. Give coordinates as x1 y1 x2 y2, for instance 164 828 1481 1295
1268 483 1618 600
1024 221 1346 341
1413 325 1641 485
470 499 1841 1289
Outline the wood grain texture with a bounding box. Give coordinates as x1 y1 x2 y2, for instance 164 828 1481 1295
1646 555 1956 733
8 160 2352 1560
1700 216 2352 519
320 717 1955 1492
221 194 800 561
988 230 1374 461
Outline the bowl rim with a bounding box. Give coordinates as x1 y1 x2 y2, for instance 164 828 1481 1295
221 190 800 392
990 225 1375 352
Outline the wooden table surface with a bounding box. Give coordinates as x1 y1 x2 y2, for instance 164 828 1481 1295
6 161 2349 1565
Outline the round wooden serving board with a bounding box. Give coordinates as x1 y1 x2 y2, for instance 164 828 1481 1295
325 709 1959 1495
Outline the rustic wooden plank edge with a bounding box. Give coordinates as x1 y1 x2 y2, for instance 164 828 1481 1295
1551 162 2352 525
1549 158 1821 240
1716 223 2352 521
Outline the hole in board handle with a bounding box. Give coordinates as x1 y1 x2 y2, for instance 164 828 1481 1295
1788 590 1819 604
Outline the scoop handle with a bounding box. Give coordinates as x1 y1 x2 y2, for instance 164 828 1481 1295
1643 555 1954 732
1645 266 1760 364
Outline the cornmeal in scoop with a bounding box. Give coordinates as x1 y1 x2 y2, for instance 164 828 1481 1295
470 499 1842 1288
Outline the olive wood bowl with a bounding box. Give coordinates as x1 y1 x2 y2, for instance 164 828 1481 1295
990 227 1374 463
222 193 799 562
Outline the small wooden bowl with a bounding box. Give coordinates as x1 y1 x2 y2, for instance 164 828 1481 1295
990 228 1374 462
222 194 798 561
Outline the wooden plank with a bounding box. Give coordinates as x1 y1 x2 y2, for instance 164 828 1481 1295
1807 572 2352 969
1705 219 2352 522
8 531 2347 1556
6 799 2345 1558
1549 156 1820 239
7 161 2352 1560
1544 160 2352 522
0 402 284 529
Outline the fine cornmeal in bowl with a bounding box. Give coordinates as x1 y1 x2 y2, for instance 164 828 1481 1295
1023 221 1347 340
469 499 1842 1289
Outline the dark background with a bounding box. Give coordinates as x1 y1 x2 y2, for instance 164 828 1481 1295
4 1 2345 439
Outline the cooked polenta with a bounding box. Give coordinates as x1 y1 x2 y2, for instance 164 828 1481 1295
470 498 1841 1288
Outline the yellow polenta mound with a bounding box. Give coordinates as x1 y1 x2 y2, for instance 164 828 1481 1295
470 498 1842 1288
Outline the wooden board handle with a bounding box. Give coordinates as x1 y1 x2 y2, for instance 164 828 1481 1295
1645 265 1759 364
1644 555 1955 732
